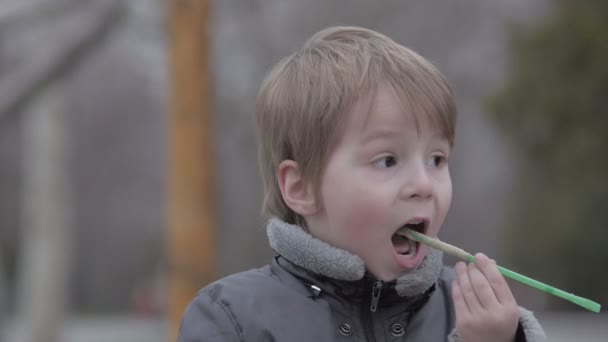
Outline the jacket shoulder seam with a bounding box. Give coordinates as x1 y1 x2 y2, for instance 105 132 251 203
203 289 245 342
262 265 280 281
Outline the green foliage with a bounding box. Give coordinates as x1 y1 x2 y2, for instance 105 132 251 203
487 0 608 309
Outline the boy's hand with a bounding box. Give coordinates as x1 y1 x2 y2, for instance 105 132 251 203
452 253 519 342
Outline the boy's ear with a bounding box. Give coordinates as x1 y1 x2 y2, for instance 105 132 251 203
277 160 318 216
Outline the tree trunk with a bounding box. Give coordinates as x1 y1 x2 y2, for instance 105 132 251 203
16 82 71 342
167 0 215 341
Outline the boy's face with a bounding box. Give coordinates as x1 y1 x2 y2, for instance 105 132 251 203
306 86 452 281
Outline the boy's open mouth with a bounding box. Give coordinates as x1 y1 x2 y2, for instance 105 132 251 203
392 220 427 256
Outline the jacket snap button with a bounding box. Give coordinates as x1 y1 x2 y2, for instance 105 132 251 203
339 323 352 336
391 323 405 336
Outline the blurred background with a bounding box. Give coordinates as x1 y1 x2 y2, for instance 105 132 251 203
0 0 606 341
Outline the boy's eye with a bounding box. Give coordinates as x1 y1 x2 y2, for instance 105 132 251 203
428 155 447 168
374 155 397 168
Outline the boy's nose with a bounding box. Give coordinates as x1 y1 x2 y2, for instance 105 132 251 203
399 164 433 200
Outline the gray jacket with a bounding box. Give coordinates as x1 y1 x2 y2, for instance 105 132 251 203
178 219 546 342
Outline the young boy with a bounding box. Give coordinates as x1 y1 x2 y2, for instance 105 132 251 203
177 26 546 342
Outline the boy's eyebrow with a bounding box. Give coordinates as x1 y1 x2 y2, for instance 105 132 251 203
361 128 450 146
430 133 451 145
360 128 402 144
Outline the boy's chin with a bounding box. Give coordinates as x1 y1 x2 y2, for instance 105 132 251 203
370 268 409 282
368 248 427 281
371 273 398 282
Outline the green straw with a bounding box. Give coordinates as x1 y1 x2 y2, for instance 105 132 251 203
401 228 602 313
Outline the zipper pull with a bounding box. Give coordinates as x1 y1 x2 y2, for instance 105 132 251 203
370 280 383 312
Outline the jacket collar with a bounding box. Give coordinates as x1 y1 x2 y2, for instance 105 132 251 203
267 217 443 298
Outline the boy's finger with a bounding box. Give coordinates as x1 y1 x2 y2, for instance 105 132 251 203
455 261 482 312
451 280 471 317
468 262 499 309
474 253 516 305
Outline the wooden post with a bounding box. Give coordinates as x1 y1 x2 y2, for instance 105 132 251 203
167 0 215 341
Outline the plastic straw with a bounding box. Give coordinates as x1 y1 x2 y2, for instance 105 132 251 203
401 228 601 313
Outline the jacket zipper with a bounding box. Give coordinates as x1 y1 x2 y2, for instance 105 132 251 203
370 280 383 312
361 278 383 341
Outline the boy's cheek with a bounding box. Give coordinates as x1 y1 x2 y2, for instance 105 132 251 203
334 199 382 232
333 201 390 251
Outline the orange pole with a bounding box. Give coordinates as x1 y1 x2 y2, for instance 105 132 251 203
167 0 214 341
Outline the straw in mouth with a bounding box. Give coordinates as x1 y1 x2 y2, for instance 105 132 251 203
391 233 416 255
393 221 427 255
400 227 602 313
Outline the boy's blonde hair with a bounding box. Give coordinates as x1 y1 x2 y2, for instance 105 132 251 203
255 26 456 228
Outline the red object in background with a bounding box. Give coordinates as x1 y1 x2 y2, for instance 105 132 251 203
132 287 159 317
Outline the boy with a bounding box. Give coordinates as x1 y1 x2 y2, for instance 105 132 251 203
178 26 546 341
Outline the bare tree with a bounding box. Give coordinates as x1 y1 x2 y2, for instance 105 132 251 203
17 81 70 342
11 1 123 341
0 1 124 122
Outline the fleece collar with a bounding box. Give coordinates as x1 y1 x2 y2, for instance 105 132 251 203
267 217 443 297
